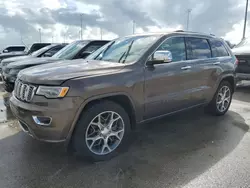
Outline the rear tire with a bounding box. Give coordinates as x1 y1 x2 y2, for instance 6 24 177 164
72 100 131 161
206 81 233 116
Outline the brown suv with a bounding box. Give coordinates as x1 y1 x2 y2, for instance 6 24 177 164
10 31 237 161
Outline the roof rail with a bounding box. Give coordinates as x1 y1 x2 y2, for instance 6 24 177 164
174 30 216 37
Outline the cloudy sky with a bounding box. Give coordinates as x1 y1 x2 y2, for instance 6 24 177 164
0 0 248 48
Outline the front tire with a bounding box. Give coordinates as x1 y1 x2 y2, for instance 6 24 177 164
72 100 131 161
206 81 233 116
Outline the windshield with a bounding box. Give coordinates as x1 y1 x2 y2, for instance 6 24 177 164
86 35 161 63
52 41 88 59
31 45 54 57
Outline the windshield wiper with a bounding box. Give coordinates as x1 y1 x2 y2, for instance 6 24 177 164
118 40 134 63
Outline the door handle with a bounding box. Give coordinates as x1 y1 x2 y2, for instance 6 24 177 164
213 62 220 65
181 66 191 70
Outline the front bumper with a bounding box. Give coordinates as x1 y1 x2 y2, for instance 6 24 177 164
10 94 82 143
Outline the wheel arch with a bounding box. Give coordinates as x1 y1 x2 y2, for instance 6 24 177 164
219 74 236 93
66 92 137 145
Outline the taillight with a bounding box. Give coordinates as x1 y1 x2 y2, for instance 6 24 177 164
235 59 239 65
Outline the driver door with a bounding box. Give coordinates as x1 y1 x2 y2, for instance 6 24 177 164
144 37 196 119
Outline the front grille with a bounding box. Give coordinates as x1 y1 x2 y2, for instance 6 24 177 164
14 80 36 102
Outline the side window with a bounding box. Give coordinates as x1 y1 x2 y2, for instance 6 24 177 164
209 39 229 57
156 37 186 62
46 46 64 56
83 44 104 53
11 47 25 51
186 37 211 60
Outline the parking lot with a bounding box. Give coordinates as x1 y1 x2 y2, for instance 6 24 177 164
0 83 250 188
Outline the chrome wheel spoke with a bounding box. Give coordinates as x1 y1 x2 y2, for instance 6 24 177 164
91 114 105 130
109 129 123 140
101 139 111 154
217 100 222 104
87 135 103 149
221 101 225 111
107 112 121 129
225 87 229 94
224 96 230 103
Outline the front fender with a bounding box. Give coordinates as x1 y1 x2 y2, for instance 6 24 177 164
65 91 139 144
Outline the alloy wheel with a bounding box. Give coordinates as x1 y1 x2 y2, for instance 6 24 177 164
85 111 125 155
216 85 231 113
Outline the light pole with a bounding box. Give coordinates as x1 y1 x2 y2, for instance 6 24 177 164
80 14 83 40
100 28 103 40
38 28 41 42
186 9 192 31
132 20 135 34
243 0 249 40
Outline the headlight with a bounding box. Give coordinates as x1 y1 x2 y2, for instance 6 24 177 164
36 86 69 98
9 69 20 75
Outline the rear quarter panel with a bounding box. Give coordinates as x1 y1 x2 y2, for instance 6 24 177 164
211 56 236 99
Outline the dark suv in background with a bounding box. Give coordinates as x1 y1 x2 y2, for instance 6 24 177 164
0 45 26 54
3 40 109 92
0 43 51 62
1 44 67 92
10 31 237 161
232 39 250 82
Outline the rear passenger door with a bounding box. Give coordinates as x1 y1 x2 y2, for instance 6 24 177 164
206 39 231 100
185 37 215 104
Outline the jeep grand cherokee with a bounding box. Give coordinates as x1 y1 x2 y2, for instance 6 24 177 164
10 31 237 161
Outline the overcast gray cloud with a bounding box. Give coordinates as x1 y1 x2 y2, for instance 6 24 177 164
0 0 248 48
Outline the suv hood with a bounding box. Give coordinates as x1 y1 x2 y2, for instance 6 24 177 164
232 46 250 55
1 55 32 67
7 57 60 69
18 59 125 85
0 52 27 59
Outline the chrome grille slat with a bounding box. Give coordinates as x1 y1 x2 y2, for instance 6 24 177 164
20 84 25 100
14 80 36 102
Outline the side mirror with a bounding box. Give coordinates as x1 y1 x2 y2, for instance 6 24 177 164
153 50 172 63
3 49 8 53
147 50 173 66
43 52 52 57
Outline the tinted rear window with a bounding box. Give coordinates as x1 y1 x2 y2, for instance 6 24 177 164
209 39 229 57
29 43 50 53
186 37 211 60
6 46 25 52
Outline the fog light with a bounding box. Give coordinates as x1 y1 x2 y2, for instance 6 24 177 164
32 116 52 126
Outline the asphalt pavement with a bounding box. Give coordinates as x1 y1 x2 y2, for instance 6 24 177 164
0 83 250 188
